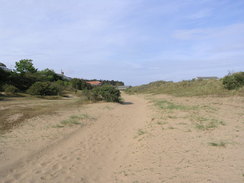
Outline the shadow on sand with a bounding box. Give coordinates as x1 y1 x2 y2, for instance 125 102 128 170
121 101 133 105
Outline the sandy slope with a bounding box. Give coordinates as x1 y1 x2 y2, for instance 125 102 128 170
0 93 244 183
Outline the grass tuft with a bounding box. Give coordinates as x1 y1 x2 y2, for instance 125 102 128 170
137 129 146 136
154 99 197 111
208 141 227 147
157 121 167 125
52 124 65 128
54 113 95 128
61 119 81 126
193 116 225 130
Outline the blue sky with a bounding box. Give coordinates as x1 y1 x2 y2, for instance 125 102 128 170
0 0 244 85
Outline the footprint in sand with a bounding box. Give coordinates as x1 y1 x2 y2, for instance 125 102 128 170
52 163 62 170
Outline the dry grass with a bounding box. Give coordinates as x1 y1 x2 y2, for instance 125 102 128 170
154 99 198 110
191 116 225 130
137 129 146 136
0 94 87 133
126 79 244 97
54 113 96 128
208 141 227 147
150 96 227 132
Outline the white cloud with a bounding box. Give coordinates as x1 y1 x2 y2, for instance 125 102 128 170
0 0 243 85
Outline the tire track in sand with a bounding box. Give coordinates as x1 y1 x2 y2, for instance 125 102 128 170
0 94 151 183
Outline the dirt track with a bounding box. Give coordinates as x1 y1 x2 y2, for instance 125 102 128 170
0 93 244 183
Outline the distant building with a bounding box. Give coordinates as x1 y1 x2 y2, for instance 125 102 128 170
57 70 72 81
116 86 131 90
196 77 218 80
60 75 72 81
0 62 11 72
86 81 102 86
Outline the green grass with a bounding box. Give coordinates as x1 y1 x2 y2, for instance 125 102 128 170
137 129 146 136
126 79 244 97
70 114 93 120
157 121 168 125
71 114 96 121
208 141 227 147
154 99 197 111
54 113 95 128
61 119 82 125
193 116 225 130
52 124 65 128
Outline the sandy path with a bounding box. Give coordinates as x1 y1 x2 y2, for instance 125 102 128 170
1 93 244 183
0 94 151 183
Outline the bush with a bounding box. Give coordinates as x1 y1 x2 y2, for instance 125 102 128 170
70 78 92 90
0 68 10 91
27 81 61 96
51 81 65 95
84 85 121 102
222 72 244 90
3 84 18 94
37 69 63 82
8 72 36 91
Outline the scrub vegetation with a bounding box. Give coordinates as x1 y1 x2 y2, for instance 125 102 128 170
0 59 122 103
126 72 244 97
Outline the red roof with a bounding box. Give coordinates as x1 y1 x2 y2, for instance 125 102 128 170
86 81 102 85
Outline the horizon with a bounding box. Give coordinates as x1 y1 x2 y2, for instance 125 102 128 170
1 0 244 86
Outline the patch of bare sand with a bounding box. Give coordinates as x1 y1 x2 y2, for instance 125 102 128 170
114 94 244 183
0 94 150 182
0 93 244 183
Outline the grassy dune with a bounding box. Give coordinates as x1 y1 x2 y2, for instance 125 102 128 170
126 79 244 97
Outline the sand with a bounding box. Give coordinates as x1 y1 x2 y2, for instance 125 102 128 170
0 93 243 183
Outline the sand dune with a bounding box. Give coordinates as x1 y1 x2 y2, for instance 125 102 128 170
0 94 243 183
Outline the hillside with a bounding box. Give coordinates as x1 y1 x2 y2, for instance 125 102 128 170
126 77 244 97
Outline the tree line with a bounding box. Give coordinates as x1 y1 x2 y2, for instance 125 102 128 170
0 59 123 102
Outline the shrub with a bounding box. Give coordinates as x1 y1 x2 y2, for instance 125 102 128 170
8 72 36 91
82 89 97 101
70 78 92 90
51 81 65 95
83 85 121 102
93 85 121 102
37 69 63 82
27 81 61 96
3 84 18 94
222 72 244 90
0 68 10 91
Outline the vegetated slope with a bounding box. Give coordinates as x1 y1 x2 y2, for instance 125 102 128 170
126 79 244 97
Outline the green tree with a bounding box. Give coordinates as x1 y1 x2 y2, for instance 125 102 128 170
222 72 244 90
37 69 63 82
15 59 37 74
70 78 92 90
